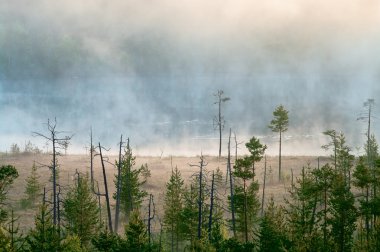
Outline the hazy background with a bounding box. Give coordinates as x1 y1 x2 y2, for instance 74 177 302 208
1 0 380 156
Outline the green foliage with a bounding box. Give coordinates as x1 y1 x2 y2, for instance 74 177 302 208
219 238 255 252
328 173 357 252
163 166 184 251
245 137 267 165
285 166 323 251
63 174 100 248
23 161 41 208
0 226 11 251
268 105 289 181
0 165 18 224
365 134 379 161
180 180 209 246
268 105 289 133
114 146 148 222
62 234 86 252
259 198 288 252
232 156 260 242
209 168 227 248
92 230 124 252
26 203 62 251
124 210 148 252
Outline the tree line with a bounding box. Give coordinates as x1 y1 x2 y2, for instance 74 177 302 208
0 99 378 251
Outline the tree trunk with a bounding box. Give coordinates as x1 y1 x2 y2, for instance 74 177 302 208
99 143 113 232
218 100 222 158
244 179 248 243
52 131 57 226
198 158 203 240
115 135 123 233
279 130 282 181
228 129 236 237
261 156 267 216
208 171 215 241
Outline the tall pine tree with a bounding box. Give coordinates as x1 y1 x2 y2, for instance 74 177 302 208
63 173 99 248
163 166 184 251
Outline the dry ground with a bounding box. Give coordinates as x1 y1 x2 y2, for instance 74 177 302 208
0 153 330 233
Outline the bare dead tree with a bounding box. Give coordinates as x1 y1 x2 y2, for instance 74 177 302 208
213 90 230 159
32 118 72 227
87 129 106 226
234 132 243 163
98 143 113 232
227 129 236 237
190 155 208 240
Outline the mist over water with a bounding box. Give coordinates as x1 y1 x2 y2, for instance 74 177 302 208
1 0 380 156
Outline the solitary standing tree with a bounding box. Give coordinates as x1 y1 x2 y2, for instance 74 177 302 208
213 90 230 159
268 105 289 181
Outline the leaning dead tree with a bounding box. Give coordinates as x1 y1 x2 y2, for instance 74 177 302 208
96 142 113 232
213 90 230 159
33 118 72 227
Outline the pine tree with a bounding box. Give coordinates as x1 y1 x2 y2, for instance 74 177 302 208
313 164 334 251
114 145 148 222
232 156 260 243
26 203 62 251
23 161 41 207
0 165 18 224
63 173 99 248
268 105 289 181
258 198 287 252
125 210 148 252
180 175 211 250
285 166 322 251
209 167 227 250
245 136 267 180
163 166 184 251
180 184 199 248
91 230 124 252
329 173 357 252
259 213 274 252
353 157 372 248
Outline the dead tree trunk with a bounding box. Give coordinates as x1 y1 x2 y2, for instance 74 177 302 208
115 135 123 233
99 142 113 232
213 90 230 159
148 194 155 245
88 130 106 225
228 129 236 237
208 171 215 241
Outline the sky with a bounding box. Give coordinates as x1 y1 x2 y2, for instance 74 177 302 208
1 0 380 156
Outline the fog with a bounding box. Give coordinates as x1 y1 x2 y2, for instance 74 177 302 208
1 0 380 156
